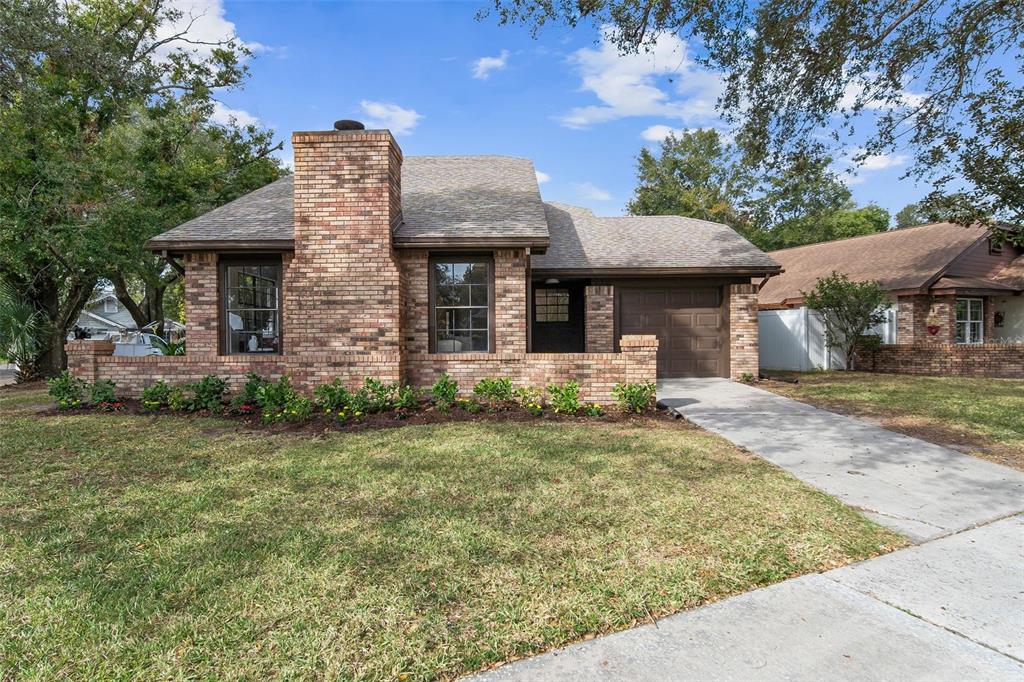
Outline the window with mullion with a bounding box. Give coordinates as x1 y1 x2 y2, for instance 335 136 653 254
955 298 983 344
432 259 490 353
223 261 281 354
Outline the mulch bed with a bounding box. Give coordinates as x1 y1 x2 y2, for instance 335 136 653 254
29 396 686 436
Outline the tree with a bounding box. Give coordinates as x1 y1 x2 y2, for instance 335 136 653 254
803 273 888 370
0 281 45 382
0 0 273 375
629 133 889 250
484 0 1023 232
895 203 929 229
628 129 753 229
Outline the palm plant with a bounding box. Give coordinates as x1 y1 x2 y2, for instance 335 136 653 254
0 281 46 382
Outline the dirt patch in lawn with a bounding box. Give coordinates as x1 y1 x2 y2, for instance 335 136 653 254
761 380 1023 471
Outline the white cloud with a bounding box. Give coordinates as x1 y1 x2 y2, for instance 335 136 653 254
641 124 684 142
559 31 723 129
575 182 612 201
359 100 423 135
535 170 551 184
153 0 272 61
210 101 259 127
472 49 510 80
859 152 909 171
838 75 926 112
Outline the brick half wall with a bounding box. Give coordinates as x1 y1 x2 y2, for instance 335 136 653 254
855 343 1024 379
729 283 759 379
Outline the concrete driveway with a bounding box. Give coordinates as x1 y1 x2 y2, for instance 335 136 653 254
470 378 1024 681
658 378 1024 541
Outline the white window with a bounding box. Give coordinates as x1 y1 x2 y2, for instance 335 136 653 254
104 298 117 314
955 298 984 344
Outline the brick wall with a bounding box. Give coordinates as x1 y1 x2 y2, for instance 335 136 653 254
287 129 403 358
183 252 219 355
585 285 614 352
66 336 658 404
404 334 658 404
856 342 1024 379
897 295 956 344
729 283 759 379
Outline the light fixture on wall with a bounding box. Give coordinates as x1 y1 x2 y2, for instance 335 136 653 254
544 278 560 285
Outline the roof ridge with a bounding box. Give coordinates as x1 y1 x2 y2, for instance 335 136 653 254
768 221 983 255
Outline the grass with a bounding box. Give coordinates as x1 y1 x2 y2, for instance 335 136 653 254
762 371 1024 470
0 386 902 679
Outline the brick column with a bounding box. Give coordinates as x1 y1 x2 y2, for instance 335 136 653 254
183 252 219 356
494 249 527 354
729 283 759 379
619 334 659 383
65 340 114 383
983 296 996 342
585 285 614 352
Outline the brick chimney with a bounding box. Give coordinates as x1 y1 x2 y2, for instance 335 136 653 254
286 124 403 355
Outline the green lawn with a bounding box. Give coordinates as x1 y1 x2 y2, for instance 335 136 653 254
762 372 1024 470
0 386 902 679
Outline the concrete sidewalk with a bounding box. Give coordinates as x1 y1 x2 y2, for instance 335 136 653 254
470 379 1024 680
473 517 1024 681
658 378 1024 541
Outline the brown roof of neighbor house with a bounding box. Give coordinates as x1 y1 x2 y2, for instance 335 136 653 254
758 222 993 306
532 203 780 273
997 255 1024 288
148 156 550 251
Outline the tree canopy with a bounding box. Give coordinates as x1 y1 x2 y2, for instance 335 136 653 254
0 0 283 374
484 0 1023 234
629 129 889 250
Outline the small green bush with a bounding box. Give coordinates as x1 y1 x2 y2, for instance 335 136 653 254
167 385 191 412
473 377 515 407
233 372 271 413
361 377 396 413
514 386 544 416
739 372 755 383
258 376 312 423
189 375 227 413
89 379 117 407
141 380 172 411
583 403 603 417
314 379 352 412
612 381 657 414
456 396 482 413
47 371 86 410
394 384 419 412
547 381 581 414
431 373 458 412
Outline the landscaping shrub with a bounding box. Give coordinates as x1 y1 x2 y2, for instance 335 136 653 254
47 370 86 410
314 378 352 415
547 381 581 414
456 396 482 413
233 373 271 414
393 384 420 416
739 372 756 383
189 375 227 413
257 376 312 424
514 386 544 416
583 403 603 417
612 381 657 414
167 385 191 412
89 379 119 409
140 380 172 412
431 373 458 412
473 377 514 408
361 378 396 413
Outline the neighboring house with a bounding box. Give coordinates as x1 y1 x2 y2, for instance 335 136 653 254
758 222 1024 377
66 123 780 399
73 290 185 340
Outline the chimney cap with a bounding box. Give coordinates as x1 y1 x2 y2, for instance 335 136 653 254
333 119 366 131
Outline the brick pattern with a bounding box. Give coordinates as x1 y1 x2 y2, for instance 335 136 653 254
729 283 759 379
398 250 429 354
66 340 115 383
404 335 658 404
287 129 403 358
585 285 614 352
897 295 956 344
856 343 1024 379
184 252 219 355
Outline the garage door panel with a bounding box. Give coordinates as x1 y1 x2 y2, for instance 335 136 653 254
620 286 727 378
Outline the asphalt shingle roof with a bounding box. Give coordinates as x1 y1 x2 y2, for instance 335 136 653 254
531 203 780 272
758 222 991 305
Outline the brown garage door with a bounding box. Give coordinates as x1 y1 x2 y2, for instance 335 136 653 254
619 287 727 377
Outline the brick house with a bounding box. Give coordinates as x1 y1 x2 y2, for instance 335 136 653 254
67 123 780 400
758 222 1024 378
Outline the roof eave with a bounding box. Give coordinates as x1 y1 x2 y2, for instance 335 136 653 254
530 265 782 277
393 235 550 253
146 238 296 253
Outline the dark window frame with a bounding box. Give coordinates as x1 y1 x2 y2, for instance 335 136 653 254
219 254 284 355
534 287 570 322
427 253 495 354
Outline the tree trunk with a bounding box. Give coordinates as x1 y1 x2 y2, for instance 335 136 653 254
32 274 96 377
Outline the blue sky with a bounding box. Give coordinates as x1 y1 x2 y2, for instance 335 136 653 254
186 0 928 219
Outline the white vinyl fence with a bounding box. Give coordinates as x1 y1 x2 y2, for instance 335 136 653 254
759 305 896 372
